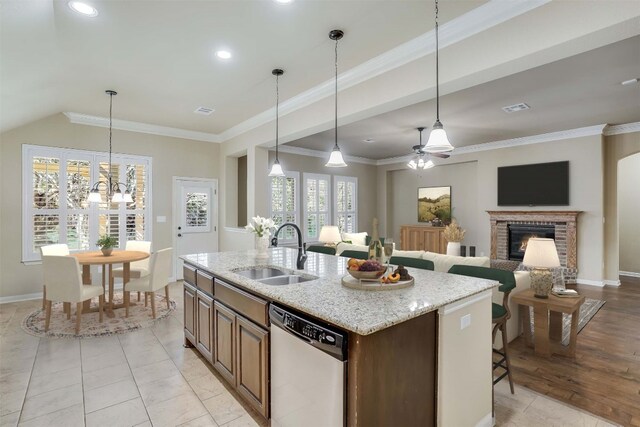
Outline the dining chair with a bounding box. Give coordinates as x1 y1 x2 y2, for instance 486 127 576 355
39 244 70 311
124 248 173 319
42 255 104 334
112 240 152 303
389 256 434 271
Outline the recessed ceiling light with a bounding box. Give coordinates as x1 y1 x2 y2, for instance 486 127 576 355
68 1 98 17
621 78 639 86
274 0 294 4
502 103 530 113
215 50 232 60
363 139 375 143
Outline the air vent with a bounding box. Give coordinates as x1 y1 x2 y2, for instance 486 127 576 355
194 107 215 115
502 103 530 113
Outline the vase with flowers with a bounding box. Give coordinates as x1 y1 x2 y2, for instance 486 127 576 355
443 220 466 256
245 216 276 260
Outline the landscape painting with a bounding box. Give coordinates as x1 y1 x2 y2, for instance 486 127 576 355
418 186 451 225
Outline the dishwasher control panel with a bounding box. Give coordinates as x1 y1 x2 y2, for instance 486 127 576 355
270 304 347 360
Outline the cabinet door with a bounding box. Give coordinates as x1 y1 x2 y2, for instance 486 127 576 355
235 315 270 418
184 284 197 345
423 229 440 253
214 302 236 384
196 292 213 362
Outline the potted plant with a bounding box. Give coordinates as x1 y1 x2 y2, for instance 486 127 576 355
443 219 466 256
245 216 276 259
96 235 118 256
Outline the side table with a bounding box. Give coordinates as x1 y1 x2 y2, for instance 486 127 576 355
512 289 585 358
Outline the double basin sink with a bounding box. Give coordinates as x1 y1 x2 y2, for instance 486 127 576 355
234 267 317 286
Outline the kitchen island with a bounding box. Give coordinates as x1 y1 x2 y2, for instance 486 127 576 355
181 248 497 427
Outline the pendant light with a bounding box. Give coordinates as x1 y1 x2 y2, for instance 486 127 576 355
425 0 454 153
269 69 286 177
88 90 133 203
325 29 348 168
407 127 435 170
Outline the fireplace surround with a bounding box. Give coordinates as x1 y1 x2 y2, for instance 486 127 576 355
488 211 582 283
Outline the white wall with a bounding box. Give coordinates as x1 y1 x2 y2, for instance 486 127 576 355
381 135 605 282
618 153 640 274
0 114 219 299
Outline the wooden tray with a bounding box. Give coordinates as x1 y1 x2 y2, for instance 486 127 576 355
341 274 414 291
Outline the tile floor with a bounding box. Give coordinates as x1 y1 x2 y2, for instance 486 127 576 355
0 282 618 427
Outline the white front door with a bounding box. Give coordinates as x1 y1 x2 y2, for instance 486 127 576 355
173 177 218 280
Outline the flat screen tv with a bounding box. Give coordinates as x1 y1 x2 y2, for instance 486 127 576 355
498 161 569 206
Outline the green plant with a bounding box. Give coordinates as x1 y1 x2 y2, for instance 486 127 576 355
96 235 118 249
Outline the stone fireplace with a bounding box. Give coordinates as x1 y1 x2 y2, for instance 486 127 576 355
488 211 582 283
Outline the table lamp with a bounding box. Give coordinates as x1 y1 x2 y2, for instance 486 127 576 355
318 226 341 247
523 237 561 298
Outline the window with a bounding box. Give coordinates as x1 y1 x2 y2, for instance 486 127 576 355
269 171 299 243
303 173 331 240
334 176 358 233
23 145 152 262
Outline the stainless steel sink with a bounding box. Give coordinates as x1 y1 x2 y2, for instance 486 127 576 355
257 275 317 286
234 267 288 280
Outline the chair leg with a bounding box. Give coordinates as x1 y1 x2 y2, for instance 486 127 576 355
138 291 141 302
44 300 52 332
75 302 82 334
42 286 46 310
150 292 156 319
165 286 170 309
65 302 71 320
125 290 130 318
501 321 515 394
99 295 104 323
145 293 148 307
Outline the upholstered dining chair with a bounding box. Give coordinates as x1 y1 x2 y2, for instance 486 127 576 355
338 250 368 260
124 248 172 319
40 244 70 311
112 240 152 302
389 256 434 271
306 245 337 256
42 255 104 334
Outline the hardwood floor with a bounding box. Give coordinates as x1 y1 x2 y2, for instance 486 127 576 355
508 276 640 426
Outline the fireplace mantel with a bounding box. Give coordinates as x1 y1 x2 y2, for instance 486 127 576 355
487 210 582 283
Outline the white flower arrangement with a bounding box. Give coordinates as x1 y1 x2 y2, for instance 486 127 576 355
245 216 276 238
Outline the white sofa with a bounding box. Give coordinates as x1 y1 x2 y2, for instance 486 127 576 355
334 243 529 345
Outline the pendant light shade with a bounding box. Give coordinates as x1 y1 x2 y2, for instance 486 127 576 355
325 29 348 168
425 0 454 154
408 127 436 170
88 90 133 203
269 69 286 177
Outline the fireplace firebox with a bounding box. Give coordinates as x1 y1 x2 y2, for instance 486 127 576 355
508 224 555 261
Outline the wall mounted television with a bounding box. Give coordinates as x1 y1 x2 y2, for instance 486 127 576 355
497 161 569 206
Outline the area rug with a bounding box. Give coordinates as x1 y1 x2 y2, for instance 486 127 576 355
529 298 605 346
22 290 177 338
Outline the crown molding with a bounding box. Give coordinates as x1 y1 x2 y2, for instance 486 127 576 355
603 121 640 136
274 144 377 166
64 112 221 143
219 0 551 143
375 124 607 166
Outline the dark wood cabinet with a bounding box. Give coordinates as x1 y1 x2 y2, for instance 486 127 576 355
184 283 197 345
236 315 269 418
196 292 214 362
213 301 236 384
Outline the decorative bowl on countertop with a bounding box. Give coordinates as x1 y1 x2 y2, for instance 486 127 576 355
346 268 387 281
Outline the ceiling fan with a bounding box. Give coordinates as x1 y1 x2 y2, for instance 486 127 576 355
407 127 450 170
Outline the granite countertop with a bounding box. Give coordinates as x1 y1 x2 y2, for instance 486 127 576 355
181 248 497 335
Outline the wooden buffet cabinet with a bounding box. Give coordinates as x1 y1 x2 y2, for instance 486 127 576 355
399 225 448 253
183 263 270 418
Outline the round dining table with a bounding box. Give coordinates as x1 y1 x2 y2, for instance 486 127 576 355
72 250 150 316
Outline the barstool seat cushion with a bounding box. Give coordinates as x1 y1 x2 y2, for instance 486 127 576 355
492 302 507 320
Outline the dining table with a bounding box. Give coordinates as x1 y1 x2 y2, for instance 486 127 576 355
71 250 150 317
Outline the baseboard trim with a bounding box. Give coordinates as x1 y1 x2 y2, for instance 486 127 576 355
475 412 494 427
604 279 621 287
0 292 43 304
576 279 604 287
620 271 640 278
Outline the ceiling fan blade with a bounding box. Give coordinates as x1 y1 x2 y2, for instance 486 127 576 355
430 152 450 159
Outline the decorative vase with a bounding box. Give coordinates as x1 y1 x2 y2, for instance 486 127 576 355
101 248 113 256
255 235 270 260
446 242 461 256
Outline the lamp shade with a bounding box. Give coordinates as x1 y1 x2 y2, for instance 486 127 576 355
88 190 102 203
268 160 285 177
325 148 347 167
318 225 341 244
523 238 560 268
425 122 454 153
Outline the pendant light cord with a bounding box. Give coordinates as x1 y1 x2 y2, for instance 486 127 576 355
334 37 339 150
435 0 440 122
108 91 113 191
275 73 279 161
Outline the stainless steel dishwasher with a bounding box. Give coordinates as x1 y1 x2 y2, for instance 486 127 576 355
270 304 347 427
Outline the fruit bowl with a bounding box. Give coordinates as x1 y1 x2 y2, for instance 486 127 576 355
345 259 387 280
346 268 387 280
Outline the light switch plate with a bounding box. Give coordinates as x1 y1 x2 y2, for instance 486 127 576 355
157 216 166 223
460 314 471 330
